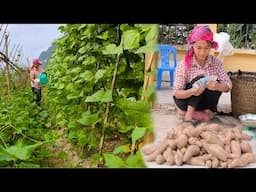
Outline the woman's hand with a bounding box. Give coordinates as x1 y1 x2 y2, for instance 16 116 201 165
190 87 205 96
207 80 219 91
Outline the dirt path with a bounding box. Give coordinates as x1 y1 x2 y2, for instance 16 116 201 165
43 128 93 168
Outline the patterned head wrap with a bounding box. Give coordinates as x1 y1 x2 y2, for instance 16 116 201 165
31 59 42 70
185 25 218 70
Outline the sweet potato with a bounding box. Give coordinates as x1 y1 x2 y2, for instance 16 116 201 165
203 143 228 162
224 144 231 154
211 157 219 168
220 162 228 168
229 158 249 168
195 122 208 131
205 160 212 168
230 140 241 157
155 155 165 164
163 147 171 161
188 137 199 145
173 123 186 136
183 145 200 162
232 127 242 139
174 150 183 166
166 150 175 165
204 123 222 132
196 140 202 148
241 153 256 164
225 159 232 168
142 144 157 155
167 139 176 150
167 130 175 139
240 140 252 153
187 156 205 166
227 153 240 159
200 131 223 147
190 127 203 137
224 131 236 144
181 147 187 155
183 125 195 136
145 140 168 161
175 134 188 149
200 154 212 161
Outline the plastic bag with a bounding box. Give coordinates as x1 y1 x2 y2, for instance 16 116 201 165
214 32 234 60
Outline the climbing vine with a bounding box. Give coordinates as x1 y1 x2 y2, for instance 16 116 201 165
46 24 158 167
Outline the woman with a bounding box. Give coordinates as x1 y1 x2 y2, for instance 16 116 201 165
30 58 44 106
173 25 232 122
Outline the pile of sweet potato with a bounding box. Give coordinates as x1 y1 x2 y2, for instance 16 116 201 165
142 122 256 168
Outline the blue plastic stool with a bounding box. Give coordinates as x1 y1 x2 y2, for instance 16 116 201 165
157 44 177 89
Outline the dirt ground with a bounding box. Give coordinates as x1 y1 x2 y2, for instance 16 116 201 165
43 128 123 168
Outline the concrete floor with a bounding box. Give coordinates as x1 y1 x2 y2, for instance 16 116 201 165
143 81 256 168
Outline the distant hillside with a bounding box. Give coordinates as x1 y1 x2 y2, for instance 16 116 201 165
39 44 56 69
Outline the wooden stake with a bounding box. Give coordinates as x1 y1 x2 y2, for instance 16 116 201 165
141 52 157 145
4 33 11 94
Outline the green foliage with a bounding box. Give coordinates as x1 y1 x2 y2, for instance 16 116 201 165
1 140 43 161
0 87 55 167
131 127 147 151
103 151 146 168
46 24 157 167
103 153 126 168
113 144 131 154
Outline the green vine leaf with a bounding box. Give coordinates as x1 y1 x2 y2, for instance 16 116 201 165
3 140 43 161
123 30 140 50
103 153 126 168
85 90 105 102
101 90 113 103
95 69 107 83
126 151 146 168
131 127 146 149
113 144 131 154
77 111 99 126
102 44 123 55
135 40 157 54
142 84 155 98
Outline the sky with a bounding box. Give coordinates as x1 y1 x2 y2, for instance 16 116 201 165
1 24 64 67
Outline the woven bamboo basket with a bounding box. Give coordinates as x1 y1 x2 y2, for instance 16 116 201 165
230 71 256 117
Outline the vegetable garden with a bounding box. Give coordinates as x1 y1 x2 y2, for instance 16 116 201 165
0 24 158 168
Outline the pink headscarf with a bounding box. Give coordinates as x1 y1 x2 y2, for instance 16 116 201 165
185 25 219 70
31 59 42 70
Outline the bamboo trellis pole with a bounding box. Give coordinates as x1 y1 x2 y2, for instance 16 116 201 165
0 51 26 72
12 44 20 61
4 33 11 94
9 44 16 60
0 24 8 47
2 33 10 53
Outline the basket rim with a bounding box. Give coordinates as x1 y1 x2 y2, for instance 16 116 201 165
229 70 256 78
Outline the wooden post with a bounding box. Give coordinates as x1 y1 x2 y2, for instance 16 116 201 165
141 52 155 102
142 52 157 145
